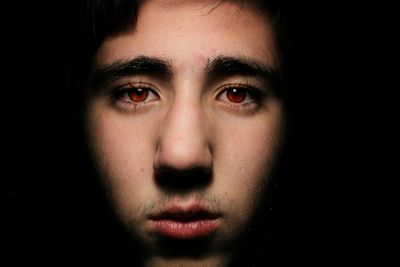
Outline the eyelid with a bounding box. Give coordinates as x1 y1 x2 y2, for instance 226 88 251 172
216 83 265 102
113 82 160 99
114 81 158 94
110 82 161 111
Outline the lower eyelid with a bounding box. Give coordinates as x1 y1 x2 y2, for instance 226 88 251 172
115 98 158 112
216 100 259 113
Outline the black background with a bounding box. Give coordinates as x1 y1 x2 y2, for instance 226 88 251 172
2 1 396 266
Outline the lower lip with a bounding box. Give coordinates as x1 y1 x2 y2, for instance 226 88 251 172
152 219 220 239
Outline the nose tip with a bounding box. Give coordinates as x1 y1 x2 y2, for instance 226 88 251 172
155 136 212 172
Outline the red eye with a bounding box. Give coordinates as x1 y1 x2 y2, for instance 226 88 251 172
226 88 247 103
129 87 149 102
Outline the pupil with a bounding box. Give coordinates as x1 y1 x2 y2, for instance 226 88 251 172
129 88 148 102
227 88 246 103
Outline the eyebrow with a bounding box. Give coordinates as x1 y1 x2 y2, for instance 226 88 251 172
205 56 279 83
90 56 173 87
90 55 280 93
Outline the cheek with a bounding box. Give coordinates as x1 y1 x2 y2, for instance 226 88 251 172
216 134 276 212
85 106 157 220
213 104 284 224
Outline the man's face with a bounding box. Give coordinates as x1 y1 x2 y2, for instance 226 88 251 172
85 1 284 266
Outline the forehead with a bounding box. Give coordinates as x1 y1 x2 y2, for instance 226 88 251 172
94 0 278 69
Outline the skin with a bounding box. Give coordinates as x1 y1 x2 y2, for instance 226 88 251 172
85 1 285 266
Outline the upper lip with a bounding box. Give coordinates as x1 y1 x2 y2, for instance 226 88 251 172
148 203 221 221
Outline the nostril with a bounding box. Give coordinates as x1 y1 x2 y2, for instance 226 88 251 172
154 166 213 193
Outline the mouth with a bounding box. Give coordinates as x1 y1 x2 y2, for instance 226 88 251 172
148 204 221 240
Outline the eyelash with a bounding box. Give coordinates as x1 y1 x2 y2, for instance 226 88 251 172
216 83 267 111
111 83 160 111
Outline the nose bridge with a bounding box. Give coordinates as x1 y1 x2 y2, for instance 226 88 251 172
155 86 211 172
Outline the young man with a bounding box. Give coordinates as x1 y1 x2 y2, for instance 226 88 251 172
75 0 289 266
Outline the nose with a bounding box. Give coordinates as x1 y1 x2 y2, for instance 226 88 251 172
154 92 213 187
